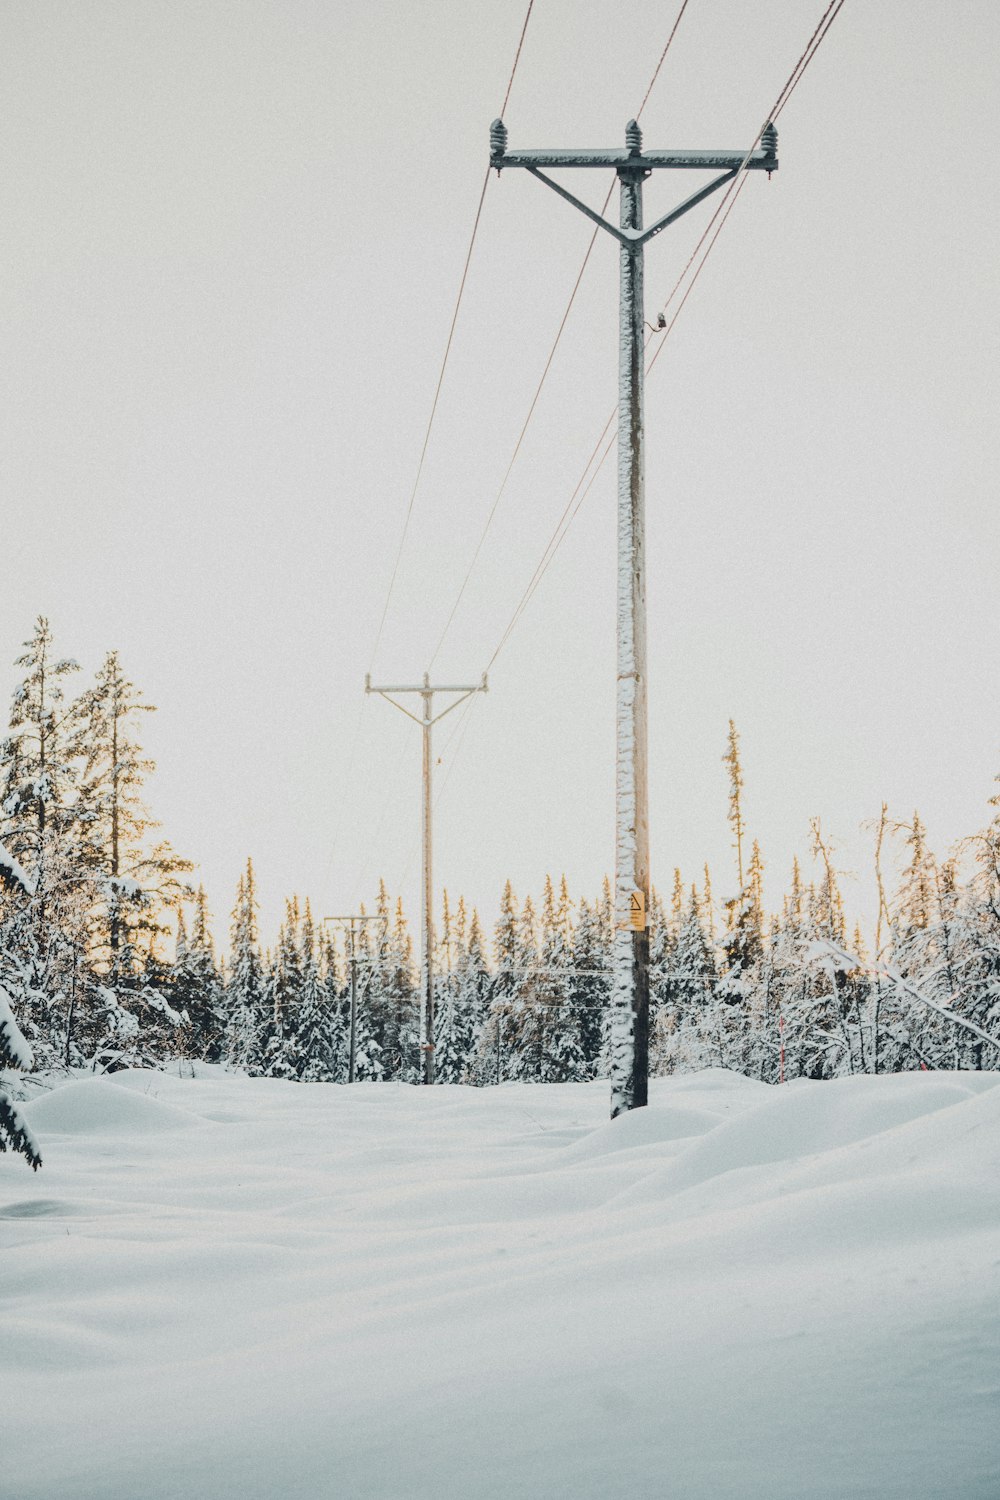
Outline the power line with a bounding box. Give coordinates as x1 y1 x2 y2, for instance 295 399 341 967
426 0 694 671
365 0 537 678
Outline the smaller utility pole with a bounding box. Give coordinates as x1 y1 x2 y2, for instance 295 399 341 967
366 672 488 1083
322 913 382 1083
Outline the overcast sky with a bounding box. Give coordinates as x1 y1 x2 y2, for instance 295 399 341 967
3 0 998 949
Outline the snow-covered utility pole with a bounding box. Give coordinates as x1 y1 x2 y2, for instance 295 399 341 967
365 672 488 1084
322 913 382 1083
489 117 778 1117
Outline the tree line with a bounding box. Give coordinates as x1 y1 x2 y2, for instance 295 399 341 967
3 618 1000 1165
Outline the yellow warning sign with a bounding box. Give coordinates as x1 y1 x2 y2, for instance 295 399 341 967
629 890 646 931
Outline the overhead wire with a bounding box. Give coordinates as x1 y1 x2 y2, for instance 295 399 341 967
478 0 847 674
328 0 535 899
426 0 693 671
365 0 847 896
365 0 536 680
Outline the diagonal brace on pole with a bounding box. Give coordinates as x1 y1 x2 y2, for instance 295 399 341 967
524 166 740 248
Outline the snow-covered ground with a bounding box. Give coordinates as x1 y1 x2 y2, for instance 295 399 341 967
4 1067 999 1499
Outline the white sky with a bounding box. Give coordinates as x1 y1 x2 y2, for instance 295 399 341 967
2 0 998 950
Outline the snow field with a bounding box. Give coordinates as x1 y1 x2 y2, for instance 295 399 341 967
3 1067 999 1499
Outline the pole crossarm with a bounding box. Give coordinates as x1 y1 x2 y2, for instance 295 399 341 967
492 146 777 171
365 673 487 728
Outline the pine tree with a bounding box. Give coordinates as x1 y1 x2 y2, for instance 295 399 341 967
385 897 417 1080
0 847 42 1168
506 891 543 1079
174 887 225 1060
293 901 337 1081
320 928 350 1081
473 880 520 1084
0 981 42 1170
74 650 190 994
434 889 464 1082
226 861 267 1072
652 886 718 1072
532 875 585 1083
571 896 609 1075
723 719 746 890
265 898 305 1079
1 618 80 875
0 619 84 1064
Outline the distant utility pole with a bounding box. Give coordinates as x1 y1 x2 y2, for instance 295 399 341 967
489 115 778 1117
322 913 382 1083
365 671 488 1084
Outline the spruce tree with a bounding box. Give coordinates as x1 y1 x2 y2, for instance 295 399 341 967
571 896 609 1075
0 981 42 1169
0 845 42 1168
74 650 190 992
473 880 520 1084
225 861 267 1072
0 619 84 1063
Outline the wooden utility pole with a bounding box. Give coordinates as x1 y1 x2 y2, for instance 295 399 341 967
365 672 488 1083
322 913 382 1083
489 116 778 1116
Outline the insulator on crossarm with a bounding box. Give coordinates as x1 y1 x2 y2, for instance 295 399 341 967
625 118 642 156
760 121 778 157
490 118 508 162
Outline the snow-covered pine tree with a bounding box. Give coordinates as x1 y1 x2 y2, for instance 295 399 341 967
718 840 767 1071
459 909 492 1077
0 980 42 1170
384 897 417 1080
797 820 857 1078
293 901 337 1082
225 860 268 1072
649 870 690 1075
767 857 812 1082
359 881 394 1074
535 875 586 1083
570 895 609 1076
74 651 191 1004
174 887 226 1060
647 883 719 1074
471 879 519 1084
0 842 42 1168
0 618 83 1065
434 889 467 1083
505 890 542 1080
265 898 305 1079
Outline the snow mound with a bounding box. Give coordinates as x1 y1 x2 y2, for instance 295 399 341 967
0 1197 85 1219
559 1101 721 1161
663 1072 987 1194
22 1078 201 1136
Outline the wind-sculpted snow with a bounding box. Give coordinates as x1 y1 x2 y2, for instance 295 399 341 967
22 1077 203 1135
3 1067 999 1499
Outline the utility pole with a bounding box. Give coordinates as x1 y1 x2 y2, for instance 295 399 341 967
489 116 778 1117
365 672 488 1084
322 913 382 1083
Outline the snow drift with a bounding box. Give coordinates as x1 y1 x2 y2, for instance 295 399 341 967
3 1067 998 1499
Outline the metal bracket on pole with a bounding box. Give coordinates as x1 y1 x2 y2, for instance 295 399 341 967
489 116 778 1119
